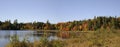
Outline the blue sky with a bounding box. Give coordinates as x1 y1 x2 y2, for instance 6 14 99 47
0 0 120 23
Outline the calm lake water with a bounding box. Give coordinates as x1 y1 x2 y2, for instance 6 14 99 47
0 30 60 47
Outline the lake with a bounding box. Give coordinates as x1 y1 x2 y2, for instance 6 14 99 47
0 30 60 47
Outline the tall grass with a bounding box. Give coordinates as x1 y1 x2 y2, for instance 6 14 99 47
6 29 120 47
6 35 64 47
64 29 120 47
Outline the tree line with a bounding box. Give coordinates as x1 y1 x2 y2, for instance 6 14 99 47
0 16 120 31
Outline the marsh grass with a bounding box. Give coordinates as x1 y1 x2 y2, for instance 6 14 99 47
6 29 120 47
6 35 64 47
64 29 120 47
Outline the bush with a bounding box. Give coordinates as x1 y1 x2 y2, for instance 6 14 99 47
6 35 32 47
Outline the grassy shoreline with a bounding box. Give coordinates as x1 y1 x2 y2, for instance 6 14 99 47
6 29 120 47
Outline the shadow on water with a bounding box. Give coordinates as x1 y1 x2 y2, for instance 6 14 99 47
33 30 57 37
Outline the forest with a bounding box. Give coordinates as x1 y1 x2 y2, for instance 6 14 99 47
0 16 120 31
3 16 120 47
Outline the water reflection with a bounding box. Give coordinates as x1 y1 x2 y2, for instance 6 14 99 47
0 30 60 47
